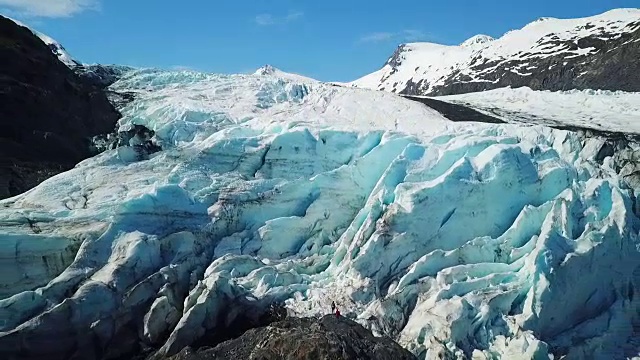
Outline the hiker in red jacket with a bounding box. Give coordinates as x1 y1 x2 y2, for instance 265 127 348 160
335 308 341 318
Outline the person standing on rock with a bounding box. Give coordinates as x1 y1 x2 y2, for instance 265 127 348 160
331 301 336 314
335 308 341 318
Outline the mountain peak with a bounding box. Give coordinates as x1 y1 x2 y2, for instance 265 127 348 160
460 34 495 47
352 8 640 96
253 64 318 83
5 16 79 68
532 16 554 23
255 64 279 75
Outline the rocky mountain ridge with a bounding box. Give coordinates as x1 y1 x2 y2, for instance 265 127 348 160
352 8 640 96
0 15 122 199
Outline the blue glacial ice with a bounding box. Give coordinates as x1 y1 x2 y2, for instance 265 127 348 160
0 69 639 359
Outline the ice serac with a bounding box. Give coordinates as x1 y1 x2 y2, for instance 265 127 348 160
351 8 640 95
0 69 639 360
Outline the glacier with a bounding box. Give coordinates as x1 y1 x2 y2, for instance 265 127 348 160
0 69 639 360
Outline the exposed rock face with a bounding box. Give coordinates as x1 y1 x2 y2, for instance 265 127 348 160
0 16 121 199
74 64 135 89
114 124 163 162
91 124 162 162
167 315 416 360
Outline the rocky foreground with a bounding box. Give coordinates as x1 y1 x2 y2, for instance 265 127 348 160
164 315 416 360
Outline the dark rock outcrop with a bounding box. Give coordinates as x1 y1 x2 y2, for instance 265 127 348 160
113 125 162 162
74 64 135 89
167 315 416 360
90 124 162 163
403 96 506 124
0 16 121 199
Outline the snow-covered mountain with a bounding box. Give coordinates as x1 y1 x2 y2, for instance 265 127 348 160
5 16 135 91
35 31 80 68
352 8 640 95
0 15 121 199
6 16 80 67
1 68 640 360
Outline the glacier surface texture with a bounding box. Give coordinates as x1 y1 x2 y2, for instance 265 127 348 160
0 69 639 360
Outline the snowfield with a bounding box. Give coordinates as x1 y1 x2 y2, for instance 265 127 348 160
1 69 640 360
438 87 640 134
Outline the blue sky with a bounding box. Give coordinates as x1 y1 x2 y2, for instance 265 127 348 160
1 0 638 81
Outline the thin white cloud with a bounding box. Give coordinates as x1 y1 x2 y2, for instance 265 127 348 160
359 29 430 43
285 11 303 22
255 11 303 26
0 0 99 18
359 32 394 43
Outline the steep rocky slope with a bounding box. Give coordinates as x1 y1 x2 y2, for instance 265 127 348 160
0 16 121 199
166 315 416 360
352 8 640 96
74 64 136 89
